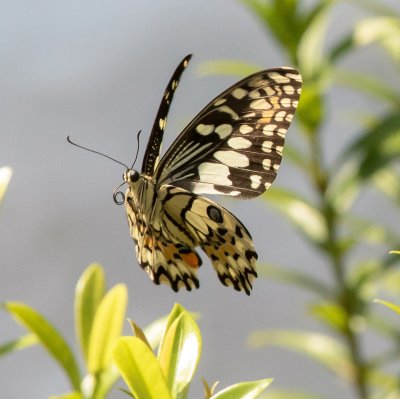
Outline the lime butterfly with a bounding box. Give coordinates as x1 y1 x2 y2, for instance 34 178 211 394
122 55 301 294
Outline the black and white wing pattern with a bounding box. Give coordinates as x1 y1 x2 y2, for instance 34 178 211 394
123 54 302 294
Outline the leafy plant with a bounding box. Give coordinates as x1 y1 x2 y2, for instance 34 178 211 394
2 264 272 399
201 1 400 398
3 264 127 399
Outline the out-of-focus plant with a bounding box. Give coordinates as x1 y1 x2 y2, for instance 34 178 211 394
113 303 272 399
2 264 272 399
2 263 128 399
0 166 12 207
202 1 400 398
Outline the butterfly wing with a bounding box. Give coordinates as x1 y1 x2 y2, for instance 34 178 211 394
141 54 192 176
159 185 257 294
155 67 302 198
125 186 202 291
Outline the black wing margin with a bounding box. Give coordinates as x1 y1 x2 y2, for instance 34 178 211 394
141 54 192 176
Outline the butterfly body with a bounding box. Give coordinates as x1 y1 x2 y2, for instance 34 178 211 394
122 55 302 294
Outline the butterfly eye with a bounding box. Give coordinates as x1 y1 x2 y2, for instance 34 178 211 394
129 170 140 183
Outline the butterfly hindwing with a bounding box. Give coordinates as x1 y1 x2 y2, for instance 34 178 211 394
156 67 302 199
125 185 201 291
160 185 258 294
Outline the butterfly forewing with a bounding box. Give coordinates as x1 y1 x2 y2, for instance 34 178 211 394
155 67 302 199
141 54 192 176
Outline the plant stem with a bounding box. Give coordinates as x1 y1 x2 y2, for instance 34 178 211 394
309 131 369 399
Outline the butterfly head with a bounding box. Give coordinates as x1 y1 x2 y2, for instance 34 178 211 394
123 169 140 186
112 169 141 205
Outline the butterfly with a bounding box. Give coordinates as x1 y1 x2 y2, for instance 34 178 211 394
115 54 302 295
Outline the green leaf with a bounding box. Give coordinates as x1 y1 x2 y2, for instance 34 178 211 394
334 68 400 106
5 302 81 390
88 284 128 374
248 330 354 381
309 302 348 333
198 60 260 78
143 315 170 349
350 113 400 179
258 263 333 299
158 303 186 351
354 17 400 64
203 379 220 399
241 0 302 61
263 188 328 243
297 3 330 80
49 392 82 399
296 83 325 134
158 309 202 399
372 168 400 204
0 166 12 205
210 379 272 399
112 336 172 399
75 263 105 363
0 333 38 357
374 299 400 315
326 159 361 214
129 319 152 349
81 366 121 399
143 311 200 351
258 390 324 399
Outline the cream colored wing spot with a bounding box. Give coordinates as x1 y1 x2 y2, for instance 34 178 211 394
239 124 254 134
227 137 252 150
196 124 215 135
214 123 233 139
232 88 248 99
198 162 233 185
214 150 250 168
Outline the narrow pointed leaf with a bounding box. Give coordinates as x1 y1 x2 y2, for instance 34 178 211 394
297 4 329 79
354 17 400 64
0 333 38 357
344 112 400 179
258 390 325 399
203 379 219 399
248 330 354 381
375 299 400 315
158 307 202 399
129 319 152 349
158 303 186 354
334 68 400 106
88 284 127 374
5 302 81 390
310 302 348 333
210 379 272 399
49 392 82 399
75 263 105 362
0 166 12 204
112 337 172 399
259 263 333 299
263 188 327 243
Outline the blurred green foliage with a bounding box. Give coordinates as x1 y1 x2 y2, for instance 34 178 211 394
2 264 272 399
234 1 400 398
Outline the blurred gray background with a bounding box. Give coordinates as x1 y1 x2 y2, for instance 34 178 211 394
1 1 399 398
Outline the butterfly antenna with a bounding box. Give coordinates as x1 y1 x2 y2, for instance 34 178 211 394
67 136 129 169
113 181 126 205
130 130 142 169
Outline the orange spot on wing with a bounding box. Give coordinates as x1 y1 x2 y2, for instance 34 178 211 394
181 252 200 269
